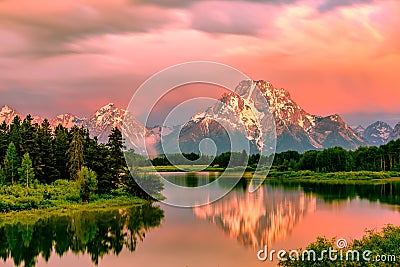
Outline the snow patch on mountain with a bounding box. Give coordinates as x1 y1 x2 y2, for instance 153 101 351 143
363 121 393 146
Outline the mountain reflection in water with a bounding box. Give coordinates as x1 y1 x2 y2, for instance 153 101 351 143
0 204 164 267
193 185 316 248
193 177 400 250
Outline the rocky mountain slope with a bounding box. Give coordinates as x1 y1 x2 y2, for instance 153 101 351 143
354 121 400 146
161 80 366 153
361 121 393 146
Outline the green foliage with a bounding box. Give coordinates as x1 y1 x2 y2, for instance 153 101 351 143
0 122 9 164
36 119 59 183
53 124 70 179
101 128 124 193
0 180 80 212
77 166 97 203
213 151 249 168
4 142 19 184
0 114 164 208
18 153 35 188
8 116 22 155
122 169 164 200
124 149 151 167
67 126 85 180
270 139 400 174
20 115 40 168
315 146 354 172
0 166 5 185
278 225 400 266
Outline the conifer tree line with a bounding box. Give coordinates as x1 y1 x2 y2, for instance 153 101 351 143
272 139 400 172
0 115 130 195
150 139 400 173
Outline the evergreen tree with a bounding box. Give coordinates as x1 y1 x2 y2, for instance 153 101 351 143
107 128 125 170
0 121 9 163
84 137 112 194
9 116 22 156
105 128 125 189
78 166 97 203
20 115 40 167
53 124 70 180
37 119 58 183
67 126 85 180
4 142 19 184
0 165 5 185
18 153 35 188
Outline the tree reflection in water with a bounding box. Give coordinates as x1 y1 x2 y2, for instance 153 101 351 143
0 204 164 267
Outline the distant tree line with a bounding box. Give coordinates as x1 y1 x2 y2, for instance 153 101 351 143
149 139 400 172
0 115 161 201
273 139 400 172
150 150 269 168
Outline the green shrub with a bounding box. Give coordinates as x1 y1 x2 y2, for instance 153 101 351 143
279 225 400 266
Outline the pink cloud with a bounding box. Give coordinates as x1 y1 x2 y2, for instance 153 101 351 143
0 0 398 126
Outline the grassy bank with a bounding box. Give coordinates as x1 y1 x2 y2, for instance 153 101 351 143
265 170 400 184
139 165 226 172
0 179 147 213
0 195 146 224
140 167 400 183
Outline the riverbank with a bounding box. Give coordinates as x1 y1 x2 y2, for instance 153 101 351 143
0 195 147 224
266 170 400 184
141 166 400 183
0 179 147 213
139 165 226 172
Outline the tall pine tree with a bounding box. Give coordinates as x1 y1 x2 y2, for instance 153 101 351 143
18 152 35 188
4 142 19 184
106 128 125 187
53 124 70 180
37 119 58 183
84 136 112 194
21 115 40 168
9 116 22 157
67 126 85 180
0 121 9 163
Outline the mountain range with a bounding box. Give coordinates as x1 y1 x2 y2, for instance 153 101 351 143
1 80 399 153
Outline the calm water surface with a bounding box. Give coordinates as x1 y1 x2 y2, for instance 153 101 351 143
2 172 400 267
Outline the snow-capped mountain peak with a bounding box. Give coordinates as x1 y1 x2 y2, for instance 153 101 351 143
392 122 400 140
0 105 21 125
167 80 365 153
49 113 84 129
353 125 365 137
363 121 393 146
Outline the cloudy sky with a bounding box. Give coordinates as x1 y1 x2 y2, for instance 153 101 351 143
0 0 399 126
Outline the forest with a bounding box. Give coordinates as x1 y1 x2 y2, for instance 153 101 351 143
1 113 399 212
272 139 400 172
0 115 162 212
